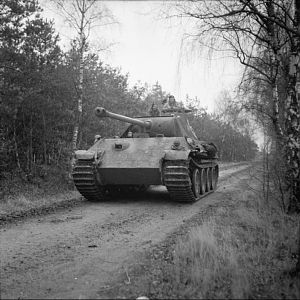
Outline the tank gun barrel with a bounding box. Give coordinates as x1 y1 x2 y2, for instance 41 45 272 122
95 107 151 129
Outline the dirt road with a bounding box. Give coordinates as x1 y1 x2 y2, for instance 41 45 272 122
0 163 250 299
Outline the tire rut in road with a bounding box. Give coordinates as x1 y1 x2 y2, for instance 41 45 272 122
0 208 154 299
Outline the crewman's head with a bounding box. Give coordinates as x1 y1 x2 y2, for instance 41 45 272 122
168 95 176 106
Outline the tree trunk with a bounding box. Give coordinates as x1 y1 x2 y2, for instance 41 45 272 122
72 55 83 153
72 4 85 154
287 0 300 276
29 112 33 174
13 112 21 170
42 110 47 164
272 82 284 139
286 0 300 212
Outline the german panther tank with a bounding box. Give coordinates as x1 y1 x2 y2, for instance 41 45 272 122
72 107 219 202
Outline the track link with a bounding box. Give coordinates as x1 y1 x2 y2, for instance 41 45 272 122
163 160 196 202
163 159 217 202
72 159 105 201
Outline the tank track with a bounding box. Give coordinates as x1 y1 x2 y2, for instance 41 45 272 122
163 159 218 202
72 158 105 201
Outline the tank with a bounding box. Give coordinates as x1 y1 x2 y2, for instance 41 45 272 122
72 107 219 202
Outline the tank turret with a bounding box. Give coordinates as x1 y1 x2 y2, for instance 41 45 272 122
95 106 198 139
95 107 151 130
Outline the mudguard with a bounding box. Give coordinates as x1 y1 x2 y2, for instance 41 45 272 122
163 150 190 160
75 150 95 160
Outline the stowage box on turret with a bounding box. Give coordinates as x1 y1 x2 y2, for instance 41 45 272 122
72 106 219 202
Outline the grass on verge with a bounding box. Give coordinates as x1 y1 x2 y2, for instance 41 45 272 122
0 166 78 216
168 176 299 299
122 168 300 299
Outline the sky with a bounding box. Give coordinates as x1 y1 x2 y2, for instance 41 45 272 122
40 0 244 113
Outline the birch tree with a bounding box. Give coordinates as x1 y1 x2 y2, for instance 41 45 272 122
286 0 300 212
170 0 300 211
52 0 115 153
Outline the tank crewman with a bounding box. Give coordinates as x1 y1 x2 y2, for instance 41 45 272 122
162 95 192 113
162 95 177 111
94 134 101 144
149 103 160 116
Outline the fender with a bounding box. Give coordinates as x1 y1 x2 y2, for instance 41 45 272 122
74 150 95 160
163 150 191 160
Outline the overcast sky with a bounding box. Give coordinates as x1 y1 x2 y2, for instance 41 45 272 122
40 0 243 113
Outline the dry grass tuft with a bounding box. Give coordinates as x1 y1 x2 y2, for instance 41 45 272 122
166 174 300 299
172 220 249 299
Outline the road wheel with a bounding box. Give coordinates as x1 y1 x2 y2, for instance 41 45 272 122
212 166 219 190
192 168 201 199
200 168 207 195
207 167 213 190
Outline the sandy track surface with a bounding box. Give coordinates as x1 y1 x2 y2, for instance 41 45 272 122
0 163 250 299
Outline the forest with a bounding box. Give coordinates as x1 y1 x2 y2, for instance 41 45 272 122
0 0 258 191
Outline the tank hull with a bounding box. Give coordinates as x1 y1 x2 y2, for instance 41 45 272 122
89 137 188 185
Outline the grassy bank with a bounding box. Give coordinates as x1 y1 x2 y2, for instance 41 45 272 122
171 204 299 298
121 167 300 299
0 166 78 218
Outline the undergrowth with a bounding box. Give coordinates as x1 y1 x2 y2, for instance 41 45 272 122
167 174 300 299
0 165 77 215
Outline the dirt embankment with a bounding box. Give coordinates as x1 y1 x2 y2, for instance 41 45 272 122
2 163 297 299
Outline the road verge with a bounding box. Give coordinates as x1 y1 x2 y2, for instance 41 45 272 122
110 166 299 299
